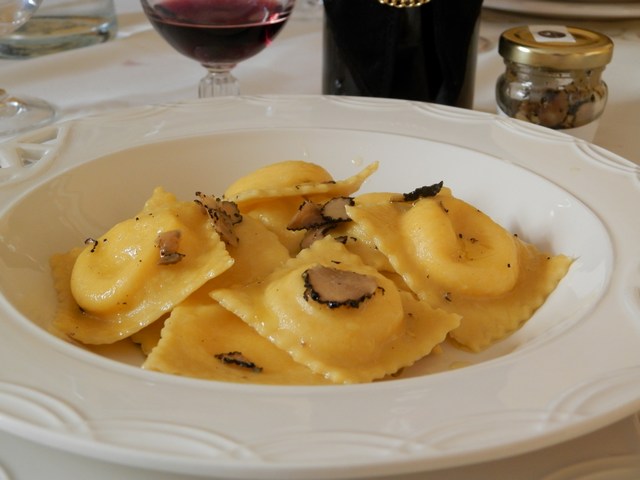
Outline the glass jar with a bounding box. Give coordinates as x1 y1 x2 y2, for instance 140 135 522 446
496 25 613 141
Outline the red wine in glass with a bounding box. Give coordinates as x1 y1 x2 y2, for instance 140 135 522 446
141 0 295 96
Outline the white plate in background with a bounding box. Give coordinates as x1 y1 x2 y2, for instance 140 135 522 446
484 0 640 18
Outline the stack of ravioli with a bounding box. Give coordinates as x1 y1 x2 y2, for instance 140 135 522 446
51 161 571 385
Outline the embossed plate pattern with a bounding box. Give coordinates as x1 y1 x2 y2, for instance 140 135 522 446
0 96 639 479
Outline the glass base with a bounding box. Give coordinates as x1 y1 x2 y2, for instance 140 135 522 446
0 91 56 137
0 16 117 59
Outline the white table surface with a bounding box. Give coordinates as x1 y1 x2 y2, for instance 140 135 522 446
1 1 640 478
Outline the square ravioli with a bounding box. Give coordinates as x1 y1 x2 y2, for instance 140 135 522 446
51 187 233 344
210 237 460 384
142 291 332 385
346 191 572 352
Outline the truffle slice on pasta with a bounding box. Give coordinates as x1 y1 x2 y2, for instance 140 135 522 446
210 237 460 384
346 191 572 352
230 161 379 254
134 214 292 365
142 291 332 385
52 187 233 344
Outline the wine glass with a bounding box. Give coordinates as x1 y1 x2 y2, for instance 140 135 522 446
0 0 56 136
141 0 296 98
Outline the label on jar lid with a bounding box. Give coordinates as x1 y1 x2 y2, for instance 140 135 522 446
529 25 576 44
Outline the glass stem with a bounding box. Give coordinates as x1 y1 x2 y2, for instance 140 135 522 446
199 64 240 98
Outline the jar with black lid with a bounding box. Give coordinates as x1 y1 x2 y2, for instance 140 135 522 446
496 25 613 140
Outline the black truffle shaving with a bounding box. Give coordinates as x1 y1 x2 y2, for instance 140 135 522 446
156 230 185 265
302 265 380 309
84 238 99 253
287 197 355 232
299 224 337 250
288 197 355 249
320 197 354 222
287 200 325 231
196 192 243 225
394 181 444 202
214 351 263 373
334 235 357 245
195 192 243 246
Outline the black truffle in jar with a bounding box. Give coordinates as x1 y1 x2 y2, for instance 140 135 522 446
496 25 613 141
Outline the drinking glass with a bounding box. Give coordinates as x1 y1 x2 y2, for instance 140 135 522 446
140 0 296 98
0 0 118 59
0 0 56 136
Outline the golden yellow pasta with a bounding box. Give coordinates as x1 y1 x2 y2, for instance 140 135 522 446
52 187 233 344
330 220 394 273
211 236 461 384
130 316 165 355
243 196 308 255
142 290 332 385
224 160 379 206
402 194 520 296
226 161 378 255
224 160 334 200
50 159 572 384
445 241 572 351
346 190 572 352
205 214 290 288
132 215 289 358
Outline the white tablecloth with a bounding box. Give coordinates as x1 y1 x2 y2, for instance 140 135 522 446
1 1 640 478
2 2 639 164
